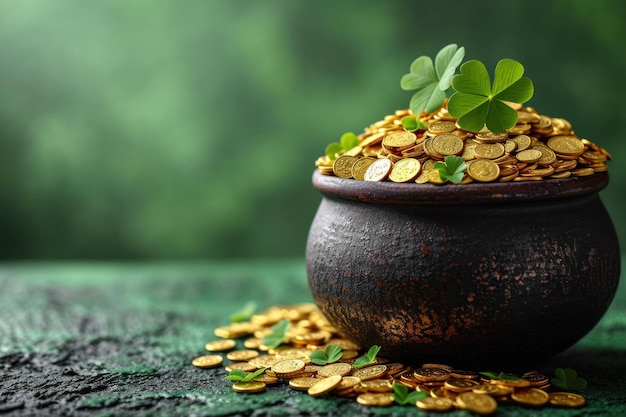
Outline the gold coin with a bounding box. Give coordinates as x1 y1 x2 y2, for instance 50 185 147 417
413 367 451 382
511 134 532 151
382 131 416 151
351 157 376 181
352 365 388 381
504 140 517 153
271 358 306 377
317 362 353 377
511 387 549 406
427 120 456 134
516 149 542 163
204 339 236 352
332 155 359 179
492 378 530 388
475 131 508 142
432 133 464 156
243 337 261 350
336 376 361 390
389 158 422 182
232 381 267 393
474 143 505 159
289 376 320 391
364 158 393 182
548 392 586 408
472 383 512 396
225 362 257 373
416 396 454 412
521 371 550 387
547 135 585 156
571 167 595 176
532 144 557 165
308 374 343 397
444 378 480 392
191 355 223 369
457 392 498 415
355 392 394 407
467 159 500 182
427 169 446 185
253 374 279 384
226 349 259 362
355 379 393 393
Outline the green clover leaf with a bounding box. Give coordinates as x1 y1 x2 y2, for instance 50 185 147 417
325 132 360 160
551 368 588 391
226 367 266 382
434 155 467 184
261 319 290 348
308 344 343 365
401 44 465 115
447 58 534 133
230 301 257 323
401 116 427 132
392 381 428 405
352 344 381 369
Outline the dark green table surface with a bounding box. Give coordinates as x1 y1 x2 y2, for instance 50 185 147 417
1 259 625 416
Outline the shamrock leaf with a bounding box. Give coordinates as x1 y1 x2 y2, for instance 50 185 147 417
308 344 343 366
352 345 381 369
261 319 290 348
226 367 265 382
392 381 428 405
230 301 257 323
434 155 467 184
448 58 534 133
401 44 465 114
479 371 521 381
325 132 360 160
551 368 588 392
401 116 427 132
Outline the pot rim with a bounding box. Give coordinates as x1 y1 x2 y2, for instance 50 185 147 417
312 170 609 205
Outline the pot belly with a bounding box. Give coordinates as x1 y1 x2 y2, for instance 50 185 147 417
306 194 621 367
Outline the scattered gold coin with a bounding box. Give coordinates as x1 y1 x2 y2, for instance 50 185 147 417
226 349 260 362
548 392 586 408
191 355 223 369
416 396 454 412
456 392 498 415
308 374 343 397
511 387 550 406
204 339 236 352
355 392 394 407
232 381 267 393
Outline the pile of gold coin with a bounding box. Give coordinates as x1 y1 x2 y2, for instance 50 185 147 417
192 303 587 413
315 101 611 184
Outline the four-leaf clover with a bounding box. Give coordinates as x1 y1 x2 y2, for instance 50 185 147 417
447 58 534 133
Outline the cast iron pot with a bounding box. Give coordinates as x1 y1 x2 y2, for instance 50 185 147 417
306 170 621 368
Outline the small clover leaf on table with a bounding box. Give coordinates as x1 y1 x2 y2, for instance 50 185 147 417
447 58 534 133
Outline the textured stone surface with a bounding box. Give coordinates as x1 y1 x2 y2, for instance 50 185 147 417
1 261 625 416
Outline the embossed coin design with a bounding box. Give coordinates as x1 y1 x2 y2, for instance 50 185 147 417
191 355 223 369
364 158 393 182
467 159 500 182
389 158 421 182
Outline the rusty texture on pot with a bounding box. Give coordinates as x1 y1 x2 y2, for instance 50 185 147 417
306 171 621 367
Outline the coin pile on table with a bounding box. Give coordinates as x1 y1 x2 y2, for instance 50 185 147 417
192 303 587 413
315 101 611 184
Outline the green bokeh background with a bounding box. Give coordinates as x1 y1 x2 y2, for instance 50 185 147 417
1 0 624 260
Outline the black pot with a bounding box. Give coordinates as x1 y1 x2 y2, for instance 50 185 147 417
306 170 621 368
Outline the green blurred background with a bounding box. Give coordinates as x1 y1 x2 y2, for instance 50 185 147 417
0 0 624 260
